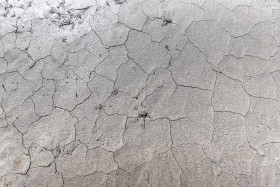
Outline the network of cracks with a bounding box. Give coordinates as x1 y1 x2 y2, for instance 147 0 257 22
1 0 280 186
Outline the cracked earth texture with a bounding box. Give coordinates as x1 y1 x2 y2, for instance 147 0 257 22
2 0 280 186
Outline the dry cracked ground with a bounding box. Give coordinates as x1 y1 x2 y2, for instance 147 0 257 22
2 0 280 186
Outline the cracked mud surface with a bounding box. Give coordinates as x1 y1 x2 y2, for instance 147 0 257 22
2 0 280 186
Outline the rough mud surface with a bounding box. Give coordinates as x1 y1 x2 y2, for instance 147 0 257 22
1 0 280 186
